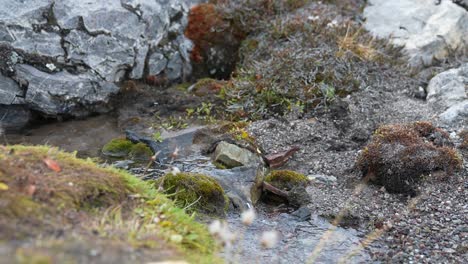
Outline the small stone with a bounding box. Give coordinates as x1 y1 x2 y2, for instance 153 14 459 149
213 141 262 169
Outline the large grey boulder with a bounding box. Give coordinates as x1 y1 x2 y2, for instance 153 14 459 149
0 0 198 130
364 0 468 68
427 63 468 125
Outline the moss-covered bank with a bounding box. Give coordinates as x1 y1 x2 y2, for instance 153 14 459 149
0 145 220 263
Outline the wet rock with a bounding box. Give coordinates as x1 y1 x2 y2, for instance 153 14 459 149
213 141 262 169
0 105 31 132
192 165 266 210
126 127 202 164
356 122 463 194
427 63 468 125
364 0 468 67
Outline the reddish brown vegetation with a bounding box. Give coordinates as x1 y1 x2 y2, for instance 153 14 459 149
184 3 246 79
145 75 168 87
185 4 224 63
357 122 462 194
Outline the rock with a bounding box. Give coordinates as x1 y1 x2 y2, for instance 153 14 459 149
0 0 198 129
308 174 337 185
426 63 468 126
287 186 312 208
15 64 119 117
291 206 312 221
192 165 267 210
125 127 203 164
112 160 135 170
363 0 468 67
0 105 31 132
213 141 262 169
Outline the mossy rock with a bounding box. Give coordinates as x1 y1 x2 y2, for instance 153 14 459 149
0 145 220 263
129 143 153 161
102 138 134 157
265 170 309 191
161 172 228 216
357 122 462 194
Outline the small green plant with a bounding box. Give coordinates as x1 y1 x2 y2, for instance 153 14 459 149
161 116 189 130
152 132 163 143
320 83 336 104
186 108 195 118
197 102 213 117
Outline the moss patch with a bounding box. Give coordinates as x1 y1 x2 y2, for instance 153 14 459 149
356 122 463 194
129 143 153 161
0 145 219 263
160 172 228 216
265 170 309 191
102 138 134 157
102 138 153 162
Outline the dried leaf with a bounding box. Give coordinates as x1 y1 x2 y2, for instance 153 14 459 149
0 182 8 191
43 158 61 172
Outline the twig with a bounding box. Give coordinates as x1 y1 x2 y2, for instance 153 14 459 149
263 182 288 198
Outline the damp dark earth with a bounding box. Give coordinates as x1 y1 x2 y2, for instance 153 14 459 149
1 0 467 264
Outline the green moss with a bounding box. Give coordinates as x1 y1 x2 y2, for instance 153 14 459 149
174 82 192 91
129 143 153 161
161 172 228 216
0 145 219 263
102 138 134 157
265 170 309 191
212 161 228 170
